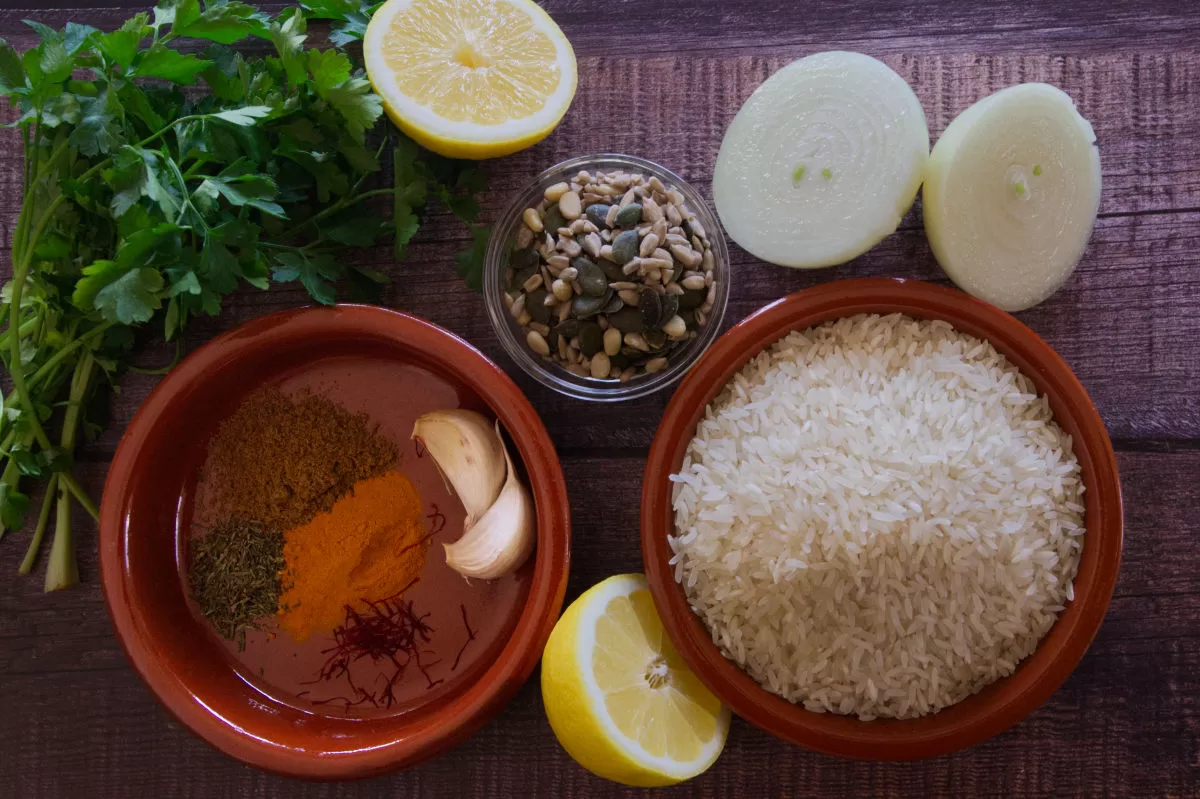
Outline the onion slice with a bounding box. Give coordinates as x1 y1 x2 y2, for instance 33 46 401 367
923 83 1102 311
712 51 929 269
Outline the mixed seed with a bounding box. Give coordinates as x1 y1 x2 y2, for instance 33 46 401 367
504 169 719 383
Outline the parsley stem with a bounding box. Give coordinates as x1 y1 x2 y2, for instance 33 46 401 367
279 188 395 240
7 275 54 453
27 323 112 390
18 473 57 575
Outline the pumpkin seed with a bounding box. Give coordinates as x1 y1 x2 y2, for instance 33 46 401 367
585 204 611 229
543 205 566 234
579 321 604 357
611 229 639 264
527 289 551 324
615 203 643 227
639 290 663 329
602 293 625 315
644 330 667 351
574 258 607 297
556 318 580 339
572 291 610 319
508 168 718 383
597 258 625 282
661 293 679 322
608 306 646 333
510 246 538 271
679 288 705 309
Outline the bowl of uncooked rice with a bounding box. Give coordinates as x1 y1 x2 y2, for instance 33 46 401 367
640 279 1123 760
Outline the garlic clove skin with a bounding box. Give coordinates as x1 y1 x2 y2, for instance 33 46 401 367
443 426 535 580
413 409 506 527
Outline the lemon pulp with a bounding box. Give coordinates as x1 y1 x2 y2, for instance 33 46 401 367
541 574 729 787
365 0 577 158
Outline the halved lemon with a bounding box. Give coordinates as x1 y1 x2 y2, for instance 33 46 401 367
363 0 577 159
541 574 730 787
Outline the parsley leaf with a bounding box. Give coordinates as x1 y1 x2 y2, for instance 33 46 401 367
321 211 384 246
0 39 26 94
198 239 243 293
269 11 308 86
455 225 491 291
69 89 124 157
172 1 269 44
131 44 211 84
96 268 166 324
210 104 273 125
307 48 351 93
0 483 30 531
73 260 165 324
63 23 99 55
299 0 361 16
324 76 382 141
270 250 339 305
95 16 150 68
195 172 286 217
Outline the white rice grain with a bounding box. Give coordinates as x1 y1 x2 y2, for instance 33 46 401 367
669 314 1085 720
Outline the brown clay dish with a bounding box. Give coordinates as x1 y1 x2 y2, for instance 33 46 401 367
641 278 1123 760
100 305 571 779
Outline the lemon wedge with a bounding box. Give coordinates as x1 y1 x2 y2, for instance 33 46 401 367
363 0 577 159
541 574 730 787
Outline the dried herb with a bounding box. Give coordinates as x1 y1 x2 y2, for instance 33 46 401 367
308 579 442 710
188 519 284 646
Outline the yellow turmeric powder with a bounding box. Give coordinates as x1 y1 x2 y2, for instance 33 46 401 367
278 471 428 641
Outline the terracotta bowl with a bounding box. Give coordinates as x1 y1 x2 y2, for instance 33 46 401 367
641 278 1122 760
100 306 571 779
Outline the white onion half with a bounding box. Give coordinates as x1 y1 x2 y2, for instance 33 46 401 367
712 51 929 269
924 83 1102 311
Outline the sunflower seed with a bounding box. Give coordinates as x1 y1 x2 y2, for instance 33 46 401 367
639 233 660 258
583 232 602 258
589 352 611 379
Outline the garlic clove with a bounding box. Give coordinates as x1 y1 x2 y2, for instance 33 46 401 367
443 425 535 580
412 409 506 526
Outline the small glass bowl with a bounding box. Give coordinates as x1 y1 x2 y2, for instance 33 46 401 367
484 154 730 402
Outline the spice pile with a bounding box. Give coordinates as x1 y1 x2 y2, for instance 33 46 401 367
188 388 432 651
505 169 719 381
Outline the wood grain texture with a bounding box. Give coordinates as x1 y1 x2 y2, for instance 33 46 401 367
2 453 1199 797
1 1 1199 796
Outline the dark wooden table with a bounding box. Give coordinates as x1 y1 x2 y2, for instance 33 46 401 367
2 1 1199 796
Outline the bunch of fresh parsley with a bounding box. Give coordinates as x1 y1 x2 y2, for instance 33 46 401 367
0 0 487 591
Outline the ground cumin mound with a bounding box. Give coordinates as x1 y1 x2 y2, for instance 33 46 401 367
202 388 397 531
